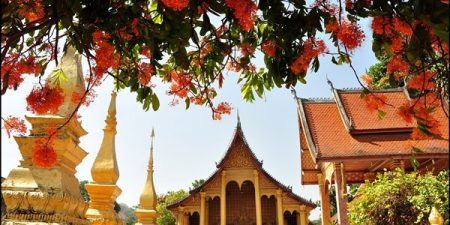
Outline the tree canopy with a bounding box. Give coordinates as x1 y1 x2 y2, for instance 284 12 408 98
1 0 449 167
348 169 449 225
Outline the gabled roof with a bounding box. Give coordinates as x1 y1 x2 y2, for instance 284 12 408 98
167 120 316 209
296 87 449 162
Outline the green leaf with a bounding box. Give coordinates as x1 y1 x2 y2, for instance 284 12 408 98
151 94 160 111
50 69 68 86
185 97 190 109
377 109 386 119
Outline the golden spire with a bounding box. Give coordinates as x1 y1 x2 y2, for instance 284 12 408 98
91 91 120 184
48 45 86 117
139 128 157 210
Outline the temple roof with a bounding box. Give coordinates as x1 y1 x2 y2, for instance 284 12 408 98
297 87 449 162
168 120 316 209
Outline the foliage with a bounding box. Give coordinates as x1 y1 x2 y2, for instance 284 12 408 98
157 189 188 225
1 0 449 166
191 179 205 189
348 169 449 225
119 203 138 225
79 180 121 213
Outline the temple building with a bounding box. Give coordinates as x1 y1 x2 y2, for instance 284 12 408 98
167 118 316 225
295 85 449 225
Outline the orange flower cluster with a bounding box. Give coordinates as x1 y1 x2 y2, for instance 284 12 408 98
71 89 97 107
226 59 242 72
290 38 326 75
336 20 365 50
2 116 27 138
372 16 413 53
407 70 436 91
160 0 189 11
363 93 387 112
92 30 119 79
240 43 255 56
169 70 192 98
225 0 257 31
17 0 45 22
360 74 373 88
397 103 413 124
141 46 152 58
32 139 57 168
138 63 155 86
1 54 42 90
261 41 277 57
386 55 409 80
213 102 232 120
314 0 338 15
26 85 65 115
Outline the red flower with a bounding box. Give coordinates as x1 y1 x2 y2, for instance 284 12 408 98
160 0 189 11
336 20 365 50
32 140 57 168
397 104 413 123
363 93 387 112
213 102 232 120
372 16 394 37
407 70 436 91
290 38 326 75
1 54 43 90
240 43 255 56
18 0 45 22
225 0 257 31
393 17 413 35
261 41 277 57
138 63 155 86
325 20 339 33
26 85 65 115
92 30 119 79
2 116 27 138
386 55 409 80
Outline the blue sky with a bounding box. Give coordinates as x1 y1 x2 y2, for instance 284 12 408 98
1 18 377 220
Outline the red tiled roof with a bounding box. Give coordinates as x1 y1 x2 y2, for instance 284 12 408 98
296 88 449 161
336 89 415 131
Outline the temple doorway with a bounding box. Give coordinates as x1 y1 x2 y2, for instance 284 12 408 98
189 212 200 225
283 211 298 225
226 181 256 225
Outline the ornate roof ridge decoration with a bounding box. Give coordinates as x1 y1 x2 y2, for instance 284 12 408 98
294 98 319 162
167 117 317 209
337 87 405 93
303 97 334 103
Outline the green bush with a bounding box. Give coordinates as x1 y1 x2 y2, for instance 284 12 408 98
348 169 449 225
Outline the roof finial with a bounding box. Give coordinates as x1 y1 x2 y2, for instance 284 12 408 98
237 109 241 128
326 74 335 90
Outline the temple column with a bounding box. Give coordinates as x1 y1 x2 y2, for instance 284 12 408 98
299 205 308 225
254 170 263 225
220 170 226 225
200 192 206 225
317 174 331 225
276 189 283 225
334 163 348 225
205 198 210 225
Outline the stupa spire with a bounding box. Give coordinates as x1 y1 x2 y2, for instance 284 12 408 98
91 91 119 184
85 91 123 225
135 128 159 225
48 45 86 117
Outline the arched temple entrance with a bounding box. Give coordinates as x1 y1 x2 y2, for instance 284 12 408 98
208 196 221 225
226 181 256 225
261 195 276 225
283 211 298 225
189 212 200 225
